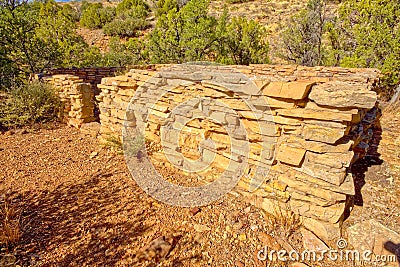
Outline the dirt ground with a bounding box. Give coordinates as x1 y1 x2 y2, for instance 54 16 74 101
1 103 400 266
0 123 304 267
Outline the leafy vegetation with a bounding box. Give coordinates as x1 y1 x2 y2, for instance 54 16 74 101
0 82 60 129
280 0 326 66
280 0 400 94
147 0 219 63
103 0 149 37
102 37 146 66
147 0 269 64
337 0 400 91
80 3 115 29
0 0 102 89
103 12 148 37
216 14 269 65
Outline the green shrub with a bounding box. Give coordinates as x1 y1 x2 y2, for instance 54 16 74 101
61 4 80 22
80 3 116 29
0 82 61 129
216 15 270 65
155 0 178 17
103 17 148 37
102 37 145 66
116 0 149 16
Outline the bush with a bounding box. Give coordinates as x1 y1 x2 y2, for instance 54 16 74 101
103 17 148 37
80 3 116 29
279 0 327 66
1 0 99 89
103 0 149 37
147 0 218 63
156 0 178 17
337 0 400 95
116 0 149 16
0 82 61 129
61 4 79 22
216 15 270 65
102 37 145 66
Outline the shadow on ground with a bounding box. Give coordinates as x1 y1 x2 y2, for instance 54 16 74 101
384 241 400 264
350 120 384 207
11 170 153 266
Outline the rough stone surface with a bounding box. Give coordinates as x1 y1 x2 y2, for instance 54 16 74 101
348 219 400 266
309 81 377 109
43 64 381 244
262 81 315 99
276 144 306 166
301 227 329 252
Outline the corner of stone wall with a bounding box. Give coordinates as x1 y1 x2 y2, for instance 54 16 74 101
62 64 382 244
44 74 96 128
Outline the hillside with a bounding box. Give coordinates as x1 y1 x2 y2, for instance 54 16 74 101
74 0 339 61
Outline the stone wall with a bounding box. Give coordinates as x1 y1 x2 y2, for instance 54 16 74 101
46 64 381 243
44 75 96 127
45 67 123 95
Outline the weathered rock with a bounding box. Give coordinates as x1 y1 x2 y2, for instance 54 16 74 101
277 108 354 123
263 81 315 99
301 227 329 252
276 144 306 166
302 217 341 244
284 135 353 154
348 219 400 265
306 151 354 169
290 199 346 224
279 175 346 205
309 81 377 109
258 232 282 250
303 124 347 144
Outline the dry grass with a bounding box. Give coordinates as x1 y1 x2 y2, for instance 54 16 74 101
0 195 21 253
263 207 302 239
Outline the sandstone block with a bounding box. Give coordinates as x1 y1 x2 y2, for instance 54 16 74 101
276 144 306 166
298 160 347 186
303 124 347 144
273 165 355 195
277 108 354 122
290 199 346 224
284 135 353 153
306 151 354 169
278 175 346 205
263 96 298 109
302 217 341 244
262 81 315 99
273 116 302 125
242 119 280 136
309 81 377 109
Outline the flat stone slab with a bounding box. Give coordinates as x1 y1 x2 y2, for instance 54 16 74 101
348 219 400 266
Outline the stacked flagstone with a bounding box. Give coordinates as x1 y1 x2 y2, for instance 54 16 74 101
47 64 381 243
47 67 123 96
95 65 380 243
44 74 96 127
95 71 157 137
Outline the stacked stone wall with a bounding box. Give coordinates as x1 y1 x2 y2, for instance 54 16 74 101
44 75 96 127
45 64 381 243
